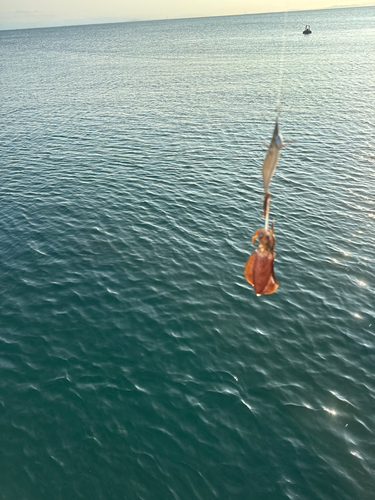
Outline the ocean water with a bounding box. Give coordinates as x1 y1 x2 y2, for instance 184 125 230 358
1 7 375 499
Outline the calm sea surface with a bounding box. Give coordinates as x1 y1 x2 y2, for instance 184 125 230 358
1 7 375 500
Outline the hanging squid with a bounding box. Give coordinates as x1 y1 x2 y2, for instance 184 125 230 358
245 120 292 295
244 224 278 296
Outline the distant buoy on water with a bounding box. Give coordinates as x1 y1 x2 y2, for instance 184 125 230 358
303 25 312 34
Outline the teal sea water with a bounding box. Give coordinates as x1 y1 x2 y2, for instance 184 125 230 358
1 7 375 499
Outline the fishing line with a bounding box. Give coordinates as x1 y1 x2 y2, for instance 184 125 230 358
264 196 271 231
275 5 290 121
264 3 290 231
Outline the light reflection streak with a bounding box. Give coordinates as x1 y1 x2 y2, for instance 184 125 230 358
323 407 337 415
356 280 366 287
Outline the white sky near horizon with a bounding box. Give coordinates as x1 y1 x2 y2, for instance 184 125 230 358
1 0 374 29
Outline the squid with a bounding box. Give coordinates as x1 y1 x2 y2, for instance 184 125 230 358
244 120 291 295
244 225 278 296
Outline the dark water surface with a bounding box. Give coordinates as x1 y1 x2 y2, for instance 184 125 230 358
1 7 375 500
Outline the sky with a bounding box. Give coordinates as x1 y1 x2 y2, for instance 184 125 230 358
1 0 374 30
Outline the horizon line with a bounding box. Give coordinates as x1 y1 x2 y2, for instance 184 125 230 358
1 3 374 32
